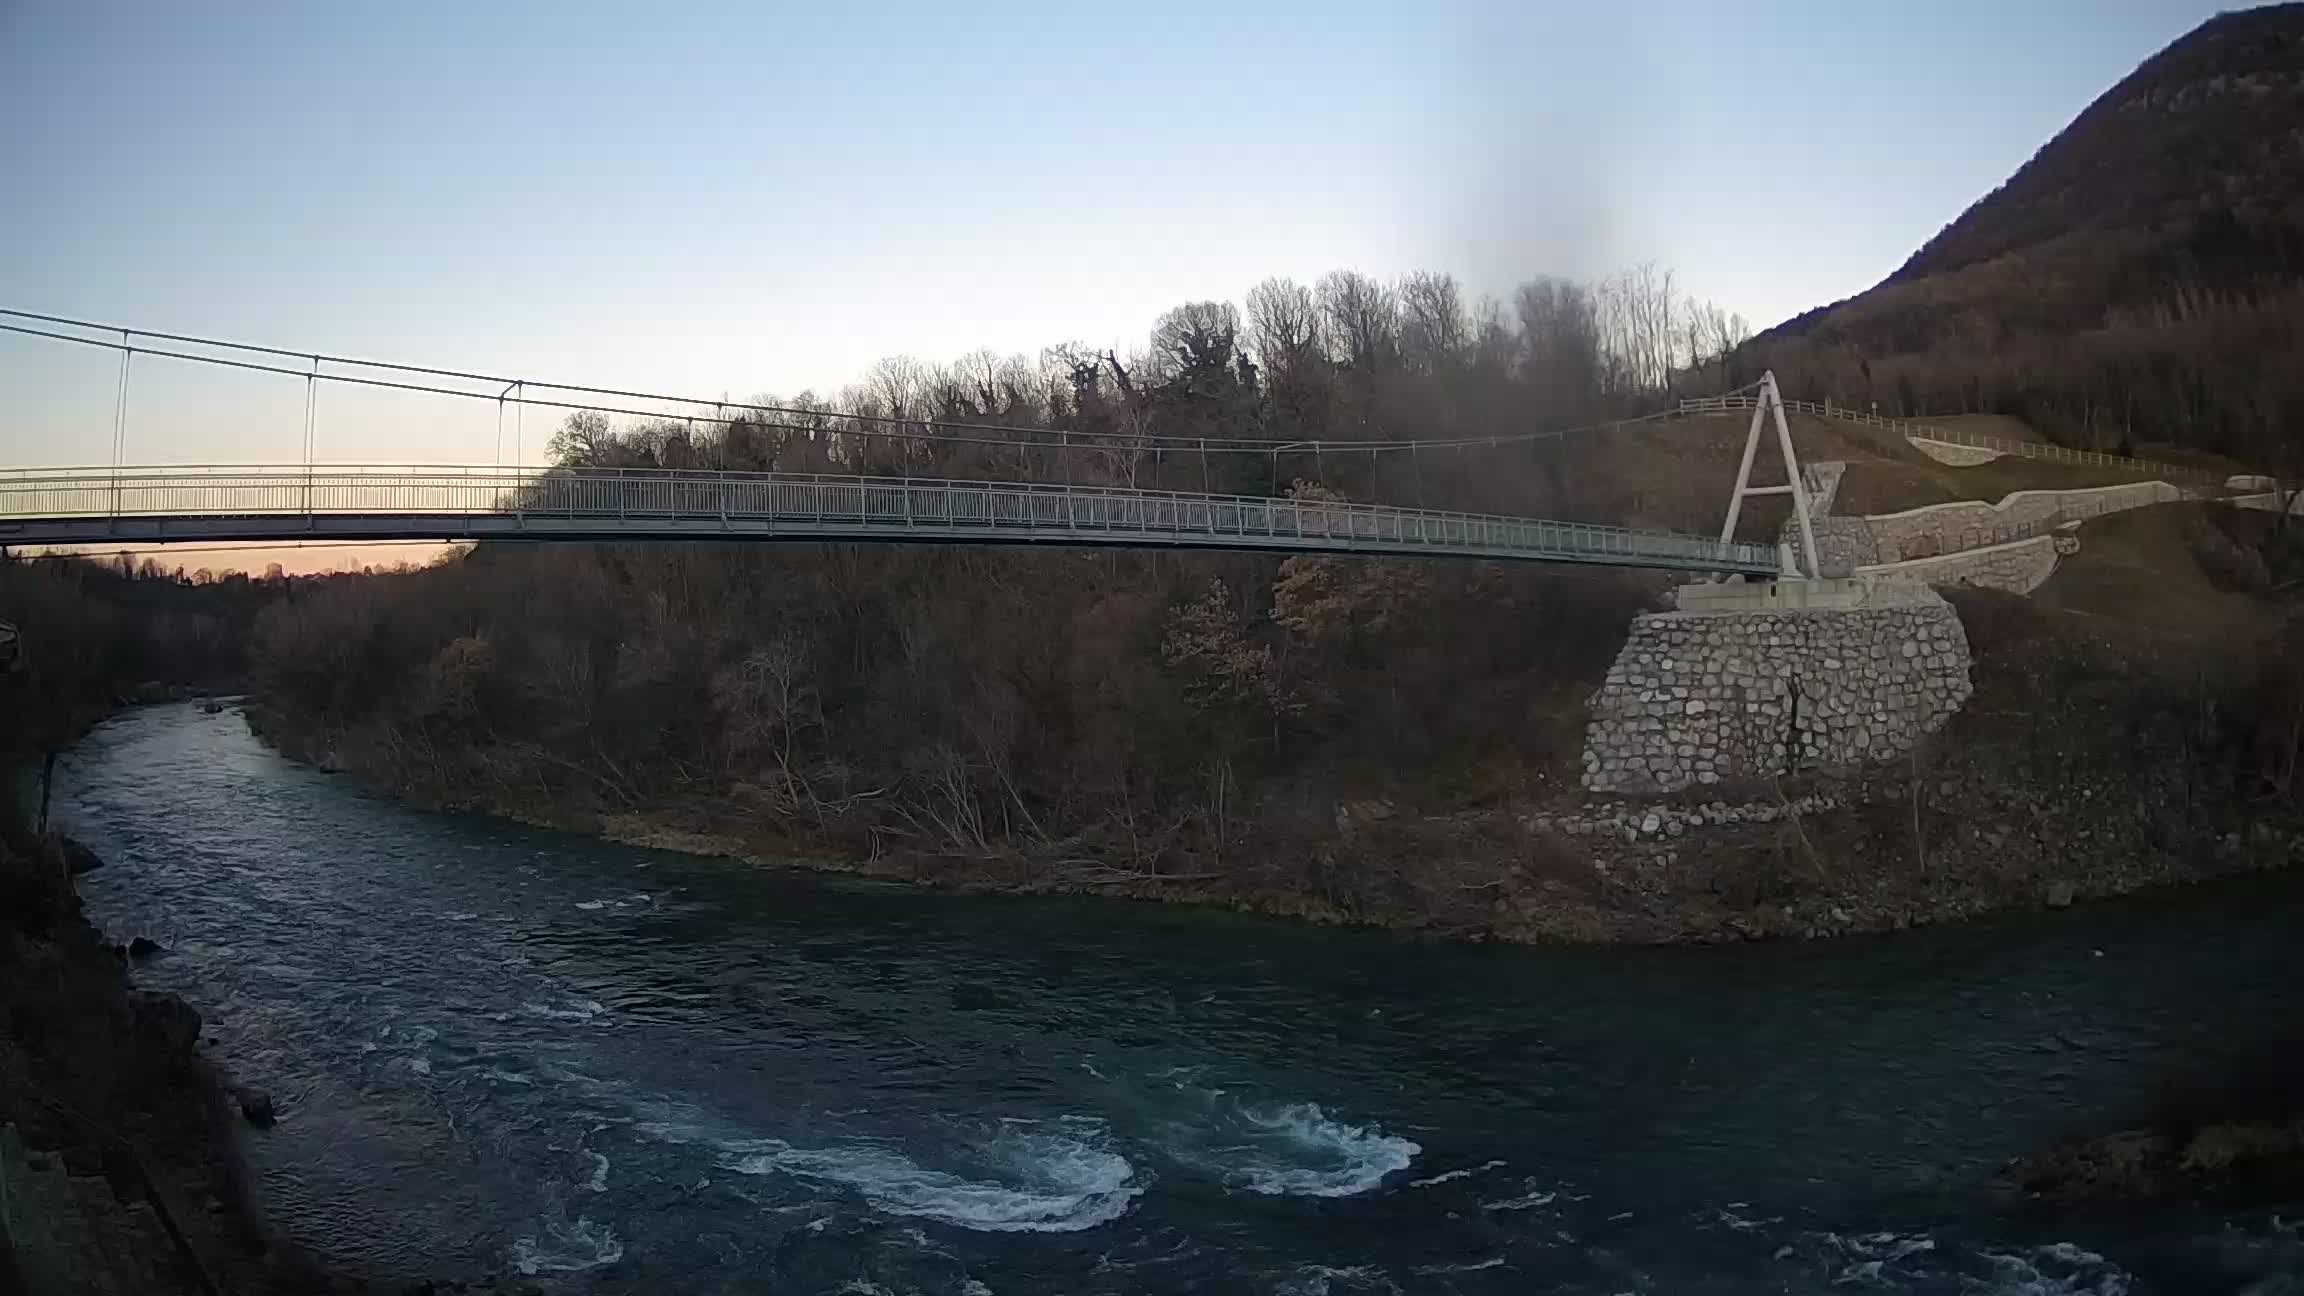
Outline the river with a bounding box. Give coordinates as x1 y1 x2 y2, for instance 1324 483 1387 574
52 702 2304 1293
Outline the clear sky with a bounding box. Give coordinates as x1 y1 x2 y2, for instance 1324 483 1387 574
0 0 2229 481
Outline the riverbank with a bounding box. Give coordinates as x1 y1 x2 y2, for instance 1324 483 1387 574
2010 1033 2304 1207
0 824 538 1294
242 582 2304 947
234 497 2304 948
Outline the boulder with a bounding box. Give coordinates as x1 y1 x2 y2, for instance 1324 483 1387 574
127 990 201 1060
54 836 103 876
2046 881 2077 909
127 936 164 960
235 1087 278 1129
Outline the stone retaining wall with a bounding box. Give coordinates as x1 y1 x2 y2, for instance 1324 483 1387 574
1526 792 1843 842
1857 534 2062 595
1774 462 1869 576
1804 517 1880 576
1582 588 1973 794
1866 481 2184 561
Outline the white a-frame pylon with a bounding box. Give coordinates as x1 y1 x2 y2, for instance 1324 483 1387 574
1718 371 1820 579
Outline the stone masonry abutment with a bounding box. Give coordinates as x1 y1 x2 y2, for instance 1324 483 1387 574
1581 581 1973 795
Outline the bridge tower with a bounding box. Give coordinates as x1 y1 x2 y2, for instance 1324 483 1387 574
1717 371 1821 579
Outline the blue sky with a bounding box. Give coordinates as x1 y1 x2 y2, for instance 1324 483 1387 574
0 0 2228 473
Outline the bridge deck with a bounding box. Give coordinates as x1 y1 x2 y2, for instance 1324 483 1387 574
0 467 1780 574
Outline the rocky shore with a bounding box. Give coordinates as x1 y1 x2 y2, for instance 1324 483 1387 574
0 825 538 1295
2014 1120 2304 1202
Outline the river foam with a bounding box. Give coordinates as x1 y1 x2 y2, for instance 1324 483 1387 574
1409 1158 1506 1189
717 1122 1143 1233
1274 1263 1403 1295
638 1106 1145 1234
1152 1081 1419 1197
1799 1230 2136 1294
510 1212 623 1275
520 996 609 1023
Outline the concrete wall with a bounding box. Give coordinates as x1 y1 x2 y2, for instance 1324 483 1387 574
1803 460 1847 516
1865 481 2185 561
1857 534 2062 595
1908 438 2006 466
2232 490 2304 514
1582 586 1973 794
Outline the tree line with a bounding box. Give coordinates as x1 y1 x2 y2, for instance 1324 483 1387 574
245 263 1754 914
532 265 1749 520
0 555 284 759
1743 267 2304 478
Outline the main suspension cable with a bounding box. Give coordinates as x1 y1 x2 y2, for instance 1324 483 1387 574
2 308 1760 458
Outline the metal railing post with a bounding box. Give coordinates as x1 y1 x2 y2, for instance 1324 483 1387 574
109 337 132 525
301 355 318 524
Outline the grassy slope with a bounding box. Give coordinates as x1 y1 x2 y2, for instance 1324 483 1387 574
1657 410 2184 524
1914 413 2046 444
1795 408 2231 517
2032 502 2290 651
1583 412 1957 537
1833 456 2159 517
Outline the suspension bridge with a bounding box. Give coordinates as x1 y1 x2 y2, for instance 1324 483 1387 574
0 310 1800 576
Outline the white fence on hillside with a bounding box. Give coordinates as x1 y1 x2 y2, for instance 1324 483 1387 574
1677 394 2230 488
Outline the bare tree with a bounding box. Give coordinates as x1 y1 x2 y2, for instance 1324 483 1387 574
1150 301 1244 380
850 355 938 471
712 635 823 817
1594 263 1681 395
1397 271 1470 373
1246 277 1321 378
1316 270 1398 372
1515 277 1604 412
1682 298 1750 389
547 410 616 466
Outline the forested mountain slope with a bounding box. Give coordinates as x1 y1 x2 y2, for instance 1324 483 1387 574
1743 5 2304 467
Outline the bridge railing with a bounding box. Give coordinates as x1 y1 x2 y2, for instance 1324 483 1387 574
0 465 1780 573
1677 395 2231 489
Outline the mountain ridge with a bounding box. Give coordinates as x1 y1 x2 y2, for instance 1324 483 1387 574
1742 4 2304 465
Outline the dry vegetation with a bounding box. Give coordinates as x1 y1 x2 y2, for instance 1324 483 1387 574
0 558 279 757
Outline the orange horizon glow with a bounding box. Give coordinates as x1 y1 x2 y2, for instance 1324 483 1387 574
30 540 466 577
